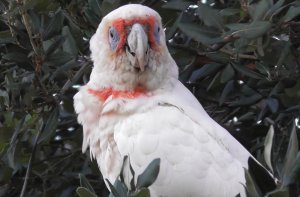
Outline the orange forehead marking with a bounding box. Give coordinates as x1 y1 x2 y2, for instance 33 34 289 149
88 87 149 102
111 16 157 51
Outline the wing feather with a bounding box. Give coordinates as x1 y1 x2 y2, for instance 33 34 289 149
114 103 247 197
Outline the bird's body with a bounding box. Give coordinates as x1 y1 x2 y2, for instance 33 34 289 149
74 4 260 197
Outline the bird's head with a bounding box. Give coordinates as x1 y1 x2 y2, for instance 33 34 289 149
89 4 178 91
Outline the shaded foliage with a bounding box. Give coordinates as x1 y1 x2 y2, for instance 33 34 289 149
0 0 300 196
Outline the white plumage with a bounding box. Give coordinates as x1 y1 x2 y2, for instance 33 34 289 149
74 4 260 197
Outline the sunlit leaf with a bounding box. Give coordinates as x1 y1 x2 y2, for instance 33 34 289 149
264 125 274 172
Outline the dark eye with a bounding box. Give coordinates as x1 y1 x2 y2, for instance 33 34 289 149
108 27 120 51
154 22 160 44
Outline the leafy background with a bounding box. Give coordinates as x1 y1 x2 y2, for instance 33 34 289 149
0 0 300 196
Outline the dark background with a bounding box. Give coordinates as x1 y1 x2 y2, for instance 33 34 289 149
0 0 300 196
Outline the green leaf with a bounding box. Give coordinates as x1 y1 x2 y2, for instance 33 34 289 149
220 64 235 83
88 0 102 17
282 6 300 22
189 63 224 82
113 180 128 197
45 36 66 56
197 3 223 30
38 107 59 144
219 80 234 105
244 168 261 197
0 31 15 44
283 151 300 186
229 94 262 107
282 125 299 183
266 97 279 113
101 0 120 16
227 21 272 39
136 158 160 189
231 63 265 79
265 0 285 19
276 41 291 67
219 8 240 16
44 51 74 67
131 188 151 197
178 23 223 45
106 179 121 197
43 9 64 40
162 1 192 11
79 174 96 194
250 0 272 21
76 187 98 197
207 71 221 91
2 52 29 64
264 125 274 172
62 26 78 55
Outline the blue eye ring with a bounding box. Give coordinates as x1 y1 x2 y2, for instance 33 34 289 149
108 26 120 51
154 22 160 44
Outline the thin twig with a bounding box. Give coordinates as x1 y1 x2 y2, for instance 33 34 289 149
60 61 92 95
19 126 43 197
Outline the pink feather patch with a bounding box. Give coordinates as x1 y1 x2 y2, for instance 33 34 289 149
88 86 149 102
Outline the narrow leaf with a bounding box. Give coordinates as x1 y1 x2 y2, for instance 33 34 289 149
231 63 265 79
189 63 224 82
76 187 97 197
43 10 64 40
0 31 15 44
38 107 59 144
178 23 223 45
106 179 121 197
162 1 192 11
219 80 234 105
131 188 151 197
266 97 279 113
281 125 299 181
197 3 223 30
283 151 300 186
220 64 235 83
136 158 160 189
228 21 272 39
282 6 300 22
264 125 274 172
244 168 261 197
79 174 96 194
62 26 78 55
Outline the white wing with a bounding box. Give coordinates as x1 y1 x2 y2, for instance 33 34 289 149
113 81 250 197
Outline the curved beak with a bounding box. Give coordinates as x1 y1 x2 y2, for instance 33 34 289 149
125 23 149 72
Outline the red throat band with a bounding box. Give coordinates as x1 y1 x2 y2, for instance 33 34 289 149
88 86 149 102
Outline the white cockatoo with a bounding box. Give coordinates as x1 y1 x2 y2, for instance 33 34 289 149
74 4 272 197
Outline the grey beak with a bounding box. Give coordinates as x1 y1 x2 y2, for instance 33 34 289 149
125 23 149 72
